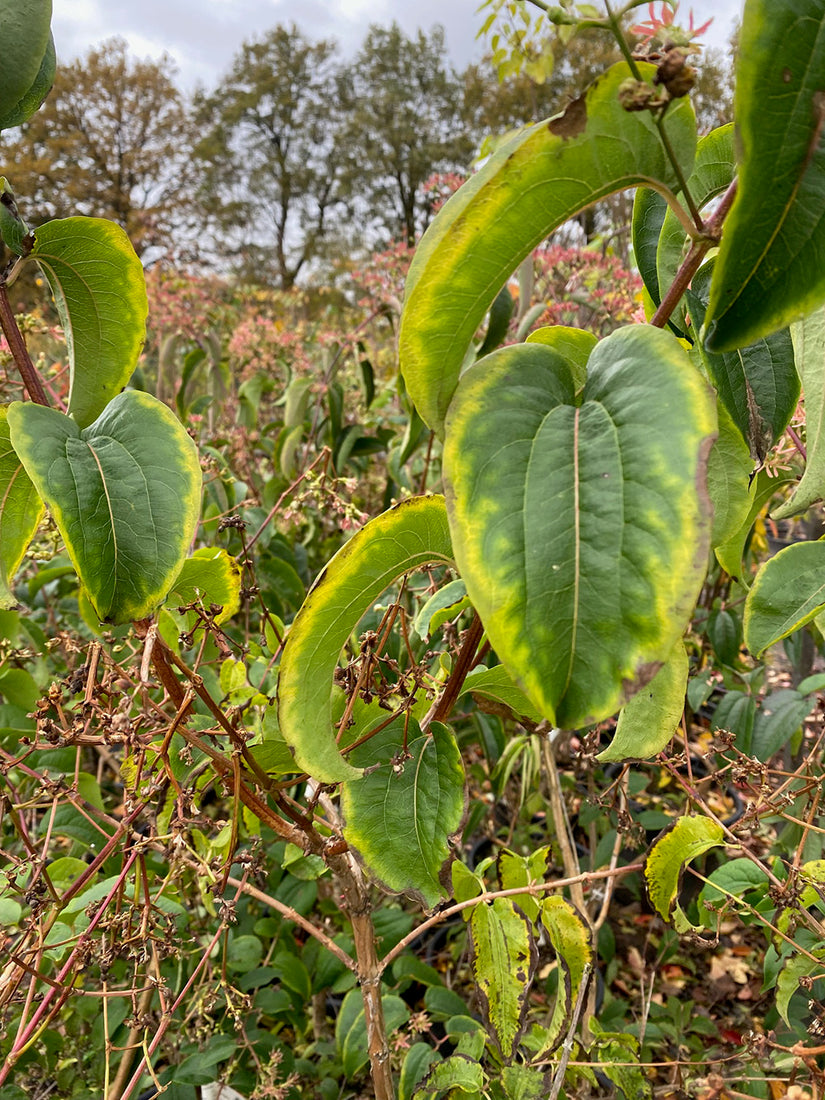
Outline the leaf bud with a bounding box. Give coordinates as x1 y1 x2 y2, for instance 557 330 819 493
546 6 577 24
654 46 697 97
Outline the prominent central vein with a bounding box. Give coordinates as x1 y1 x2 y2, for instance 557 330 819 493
86 441 117 602
564 408 581 697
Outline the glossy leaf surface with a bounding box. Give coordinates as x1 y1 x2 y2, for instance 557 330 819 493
689 262 799 463
400 1045 441 1100
399 62 696 433
706 403 755 556
745 541 825 657
341 719 464 907
631 187 668 307
444 327 715 729
413 578 468 640
703 2 825 350
597 641 688 762
470 897 535 1059
31 218 148 429
8 392 201 624
0 0 52 124
0 31 54 131
277 495 453 783
458 665 543 725
524 325 596 391
773 305 825 517
0 407 44 608
715 472 795 583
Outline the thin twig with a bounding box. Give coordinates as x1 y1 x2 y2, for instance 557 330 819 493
380 864 643 972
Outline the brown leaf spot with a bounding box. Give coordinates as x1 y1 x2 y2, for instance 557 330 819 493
783 67 793 83
548 95 587 139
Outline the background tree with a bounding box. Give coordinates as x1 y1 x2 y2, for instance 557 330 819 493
463 29 623 138
0 37 196 261
338 24 473 248
193 25 347 289
691 43 736 132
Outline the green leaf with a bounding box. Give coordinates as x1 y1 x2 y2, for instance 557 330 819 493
470 898 536 1060
277 495 454 784
632 187 668 307
590 1022 649 1100
43 856 89 895
0 406 44 608
703 1 825 351
0 897 22 926
777 953 823 1027
414 578 468 640
444 327 715 730
251 706 300 777
400 1044 442 1100
773 305 825 518
341 719 465 908
414 1054 485 1098
689 261 799 463
167 547 242 625
698 858 770 913
0 0 52 124
0 179 29 256
712 689 756 752
524 325 596 391
498 847 551 923
458 665 543 725
644 816 725 929
477 283 515 358
7 391 202 624
752 688 813 762
0 31 54 131
500 1064 547 1100
597 641 688 762
337 990 409 1079
452 861 484 909
706 403 755 556
715 471 795 583
536 896 592 1057
31 218 149 429
226 934 263 973
744 540 825 657
399 62 696 433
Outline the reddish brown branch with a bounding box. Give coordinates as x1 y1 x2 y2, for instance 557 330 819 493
0 284 50 405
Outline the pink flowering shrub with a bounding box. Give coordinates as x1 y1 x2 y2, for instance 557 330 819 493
144 265 227 349
227 312 313 381
517 244 643 338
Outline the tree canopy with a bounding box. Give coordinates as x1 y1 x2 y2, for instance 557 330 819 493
193 25 348 289
0 19 735 279
338 23 473 248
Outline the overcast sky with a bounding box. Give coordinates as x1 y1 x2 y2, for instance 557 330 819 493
51 0 743 91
